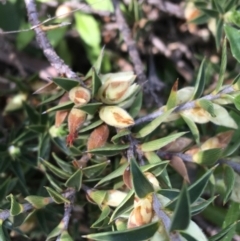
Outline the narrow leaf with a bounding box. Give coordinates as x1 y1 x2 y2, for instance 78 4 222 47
135 109 173 138
52 77 79 91
25 195 50 209
170 184 190 231
193 148 222 165
130 157 154 198
166 80 178 110
65 169 82 191
181 113 200 145
225 24 240 64
6 194 24 216
41 158 70 179
45 187 70 204
188 167 215 203
215 38 227 92
83 221 159 241
223 165 235 204
192 59 206 99
140 132 187 152
87 144 129 156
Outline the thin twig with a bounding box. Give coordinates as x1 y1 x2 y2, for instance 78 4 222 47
24 0 81 81
113 0 147 85
56 191 75 241
0 189 75 221
134 85 235 125
157 150 193 162
152 194 182 241
147 0 185 19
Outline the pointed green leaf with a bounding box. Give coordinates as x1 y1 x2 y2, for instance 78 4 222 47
52 77 79 91
128 90 142 118
45 187 70 204
166 80 178 110
224 0 237 12
79 119 103 133
110 190 134 222
41 158 70 179
170 184 190 231
197 99 216 117
87 144 130 156
39 90 65 106
46 221 64 241
192 59 206 99
144 152 171 187
111 129 131 142
0 220 6 241
233 94 240 110
200 8 219 18
135 109 173 138
209 222 238 241
181 113 200 145
6 194 24 216
215 38 227 92
140 161 169 176
193 148 222 165
83 161 109 178
180 220 208 241
45 173 63 193
78 102 102 115
85 46 105 78
223 165 235 204
140 132 187 152
25 195 50 209
209 104 237 129
88 190 107 206
130 157 154 198
157 189 179 200
43 101 74 114
83 221 159 241
52 153 73 173
27 124 46 133
215 18 224 51
92 68 102 96
91 205 111 228
95 162 128 187
65 169 82 191
59 230 74 241
191 196 216 215
23 101 39 124
212 0 224 13
221 201 240 241
188 167 215 204
225 24 240 64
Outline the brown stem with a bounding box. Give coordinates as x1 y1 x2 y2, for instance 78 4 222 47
113 0 147 85
24 0 81 82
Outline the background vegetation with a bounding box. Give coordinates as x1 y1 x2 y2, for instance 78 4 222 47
1 0 240 240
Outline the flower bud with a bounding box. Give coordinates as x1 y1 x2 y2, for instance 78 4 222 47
55 4 72 19
66 108 86 145
69 86 91 106
127 194 153 228
87 124 109 154
98 72 138 104
103 190 127 207
55 93 70 127
99 106 134 128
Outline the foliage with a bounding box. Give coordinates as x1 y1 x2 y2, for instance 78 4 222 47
2 0 240 241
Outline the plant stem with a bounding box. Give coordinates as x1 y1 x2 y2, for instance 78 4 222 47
135 85 235 125
24 0 81 81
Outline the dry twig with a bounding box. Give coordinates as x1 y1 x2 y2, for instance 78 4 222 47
24 0 81 81
113 0 147 85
